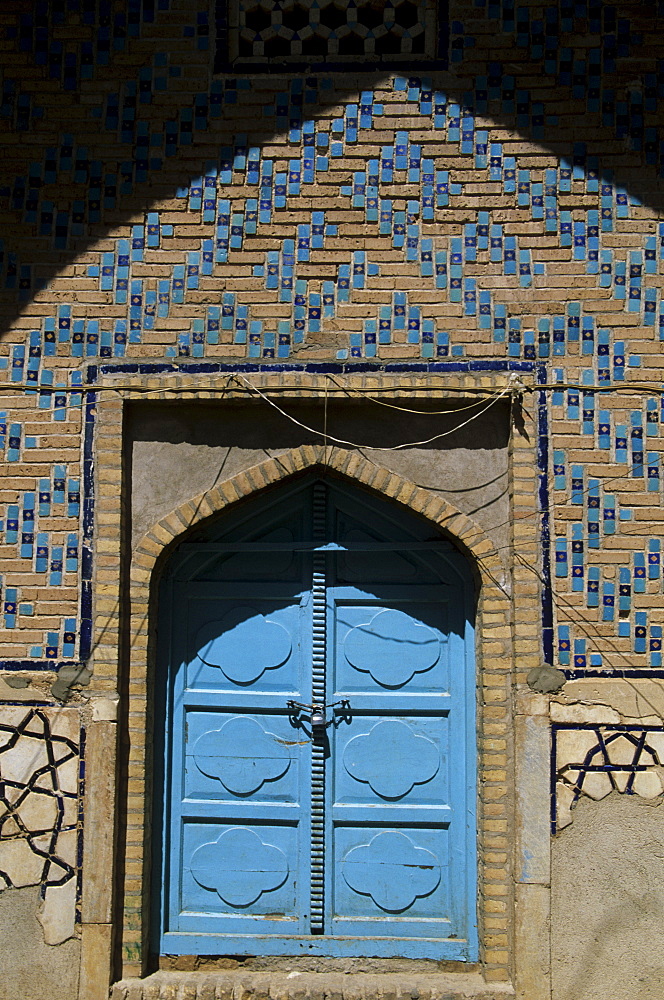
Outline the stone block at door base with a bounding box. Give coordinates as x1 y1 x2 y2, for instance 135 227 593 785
111 972 515 1000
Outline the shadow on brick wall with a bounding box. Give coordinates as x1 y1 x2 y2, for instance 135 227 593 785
0 0 662 335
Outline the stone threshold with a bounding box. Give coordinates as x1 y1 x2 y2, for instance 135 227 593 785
110 971 515 1000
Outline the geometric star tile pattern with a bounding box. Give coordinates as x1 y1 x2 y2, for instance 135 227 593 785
554 725 664 831
0 708 80 892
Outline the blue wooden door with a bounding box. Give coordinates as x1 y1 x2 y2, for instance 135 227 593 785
156 479 477 960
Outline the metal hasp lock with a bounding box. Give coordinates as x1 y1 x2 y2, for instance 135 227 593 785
287 699 351 728
310 705 326 728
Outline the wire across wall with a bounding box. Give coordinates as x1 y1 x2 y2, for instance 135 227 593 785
3 370 664 676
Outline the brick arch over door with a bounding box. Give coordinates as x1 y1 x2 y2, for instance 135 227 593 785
121 442 512 977
131 443 506 601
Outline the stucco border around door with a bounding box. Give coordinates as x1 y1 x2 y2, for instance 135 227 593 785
77 368 549 1000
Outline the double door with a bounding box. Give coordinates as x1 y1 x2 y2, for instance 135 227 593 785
157 479 477 959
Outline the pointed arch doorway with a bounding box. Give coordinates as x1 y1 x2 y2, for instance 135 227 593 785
154 473 478 961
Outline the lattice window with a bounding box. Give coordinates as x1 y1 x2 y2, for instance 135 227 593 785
215 0 444 71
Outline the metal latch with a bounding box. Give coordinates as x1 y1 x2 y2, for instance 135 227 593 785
287 699 351 727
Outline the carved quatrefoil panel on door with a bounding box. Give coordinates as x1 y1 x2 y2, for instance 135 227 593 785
190 827 289 906
341 831 441 912
193 717 291 795
343 608 441 687
343 720 439 799
195 607 292 684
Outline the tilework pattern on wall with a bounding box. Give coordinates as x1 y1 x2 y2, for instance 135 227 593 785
553 723 664 831
0 706 82 938
0 0 662 871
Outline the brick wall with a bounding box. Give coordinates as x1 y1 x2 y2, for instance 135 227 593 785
1 0 664 995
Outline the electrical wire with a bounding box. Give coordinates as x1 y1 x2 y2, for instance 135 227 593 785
514 550 656 676
231 372 512 450
2 371 664 639
1 370 659 527
2 375 664 399
323 371 505 414
531 380 664 394
0 379 506 398
2 356 663 685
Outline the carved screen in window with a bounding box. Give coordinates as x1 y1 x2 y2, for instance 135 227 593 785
217 0 443 71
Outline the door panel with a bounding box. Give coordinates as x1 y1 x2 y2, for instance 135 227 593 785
178 821 302 933
327 578 463 946
331 825 452 935
165 579 311 941
157 478 477 960
334 717 449 806
331 595 450 695
184 591 306 694
184 712 300 803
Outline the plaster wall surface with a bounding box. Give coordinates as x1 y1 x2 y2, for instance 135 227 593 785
129 400 511 553
0 886 80 1000
552 793 664 1000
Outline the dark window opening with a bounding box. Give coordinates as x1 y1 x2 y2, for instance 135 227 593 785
215 0 447 72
